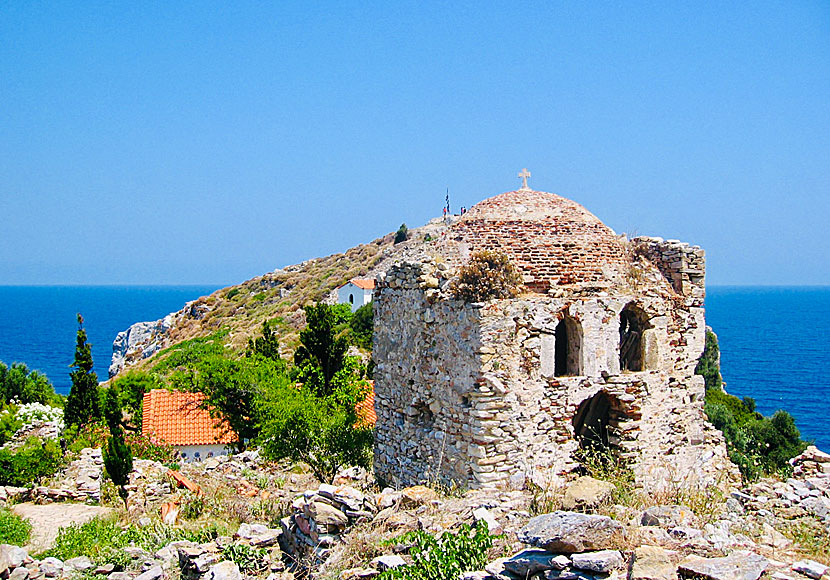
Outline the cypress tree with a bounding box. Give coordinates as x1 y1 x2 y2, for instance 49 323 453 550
64 314 101 428
102 386 132 506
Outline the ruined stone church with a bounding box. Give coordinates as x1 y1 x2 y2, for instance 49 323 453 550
372 173 735 490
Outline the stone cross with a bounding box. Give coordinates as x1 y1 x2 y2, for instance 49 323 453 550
518 168 531 190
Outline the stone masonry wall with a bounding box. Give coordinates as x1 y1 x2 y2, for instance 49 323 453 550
633 237 706 304
373 258 737 492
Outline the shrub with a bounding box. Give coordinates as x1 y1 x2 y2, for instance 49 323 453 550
349 303 373 350
0 508 31 546
0 436 63 486
0 361 61 407
394 223 408 244
695 329 723 391
0 406 23 446
380 523 493 580
449 250 522 302
222 543 267 574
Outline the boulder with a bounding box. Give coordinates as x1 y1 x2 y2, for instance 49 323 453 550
473 507 502 535
370 555 406 572
400 486 439 508
205 561 242 580
0 545 28 572
517 511 623 554
339 568 380 580
503 550 569 576
791 560 829 580
571 550 624 573
630 545 680 580
64 556 94 572
641 505 698 528
561 477 615 511
678 551 768 580
134 565 164 580
306 502 349 527
9 567 29 580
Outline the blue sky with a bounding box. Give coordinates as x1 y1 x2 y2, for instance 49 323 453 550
1 2 828 286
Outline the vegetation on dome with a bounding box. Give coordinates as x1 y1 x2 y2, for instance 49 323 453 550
449 250 522 302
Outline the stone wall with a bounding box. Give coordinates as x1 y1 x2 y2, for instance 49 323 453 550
633 237 706 303
373 257 736 492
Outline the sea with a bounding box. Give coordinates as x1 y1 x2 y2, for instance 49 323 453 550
0 285 828 449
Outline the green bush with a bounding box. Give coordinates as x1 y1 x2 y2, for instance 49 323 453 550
449 250 522 302
0 508 31 546
0 405 23 446
0 436 63 486
394 223 408 244
349 302 374 350
0 361 61 407
698 329 807 481
380 523 493 580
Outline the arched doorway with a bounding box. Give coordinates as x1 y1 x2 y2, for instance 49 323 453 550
573 391 614 448
555 315 583 377
619 303 650 372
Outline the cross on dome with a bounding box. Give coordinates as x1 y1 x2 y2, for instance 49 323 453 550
518 168 531 190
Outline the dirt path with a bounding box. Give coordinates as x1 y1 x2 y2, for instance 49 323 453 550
12 503 113 554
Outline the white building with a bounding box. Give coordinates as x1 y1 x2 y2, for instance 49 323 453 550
337 278 375 312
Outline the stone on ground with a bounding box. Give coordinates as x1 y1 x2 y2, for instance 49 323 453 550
571 550 625 573
678 551 768 580
399 485 439 508
503 550 569 576
517 511 623 553
561 477 616 511
205 561 242 580
791 560 829 580
641 505 698 528
630 545 680 580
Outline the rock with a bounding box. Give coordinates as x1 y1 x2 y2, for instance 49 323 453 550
108 573 132 580
561 477 615 511
791 560 829 580
473 507 502 534
641 505 698 528
503 550 568 576
678 551 768 580
800 496 830 519
333 486 366 512
485 558 519 580
205 561 242 580
517 511 623 554
134 565 164 580
65 556 94 572
9 567 30 580
370 555 406 572
570 550 624 573
1 545 28 571
94 564 116 575
339 568 380 580
630 545 679 580
399 486 439 508
307 502 349 527
376 489 401 510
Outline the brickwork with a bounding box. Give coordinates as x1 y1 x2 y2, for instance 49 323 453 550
633 236 706 304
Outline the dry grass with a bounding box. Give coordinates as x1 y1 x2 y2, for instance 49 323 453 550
781 518 830 566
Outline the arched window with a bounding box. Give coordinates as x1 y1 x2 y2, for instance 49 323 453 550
619 303 651 371
349 294 354 304
573 391 613 448
555 314 583 376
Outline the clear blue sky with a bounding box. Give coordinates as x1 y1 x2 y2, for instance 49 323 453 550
1 2 828 286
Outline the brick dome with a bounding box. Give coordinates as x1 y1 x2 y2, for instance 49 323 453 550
451 189 629 294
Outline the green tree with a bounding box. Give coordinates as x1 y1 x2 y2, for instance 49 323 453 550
258 370 372 482
0 361 60 406
695 329 723 391
394 223 408 244
110 371 162 428
246 319 282 362
349 302 374 350
102 386 133 506
64 314 101 429
294 304 349 397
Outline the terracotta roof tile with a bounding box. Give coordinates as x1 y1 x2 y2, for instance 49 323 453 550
142 389 235 446
349 278 375 290
355 380 376 425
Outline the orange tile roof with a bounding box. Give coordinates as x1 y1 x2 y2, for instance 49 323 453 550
350 278 375 290
142 390 235 446
355 380 376 425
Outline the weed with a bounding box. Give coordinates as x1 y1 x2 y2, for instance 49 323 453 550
782 518 830 566
0 507 31 546
222 543 267 574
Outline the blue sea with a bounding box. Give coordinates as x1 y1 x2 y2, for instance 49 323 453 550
0 285 828 449
0 286 219 394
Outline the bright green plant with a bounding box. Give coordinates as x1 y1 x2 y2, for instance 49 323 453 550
246 319 284 362
0 361 61 407
222 543 267 574
0 436 63 486
0 405 23 446
102 386 133 507
0 508 32 546
293 303 350 397
349 302 373 350
380 523 493 580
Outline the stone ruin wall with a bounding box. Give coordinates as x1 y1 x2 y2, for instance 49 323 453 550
632 236 706 303
373 254 737 491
